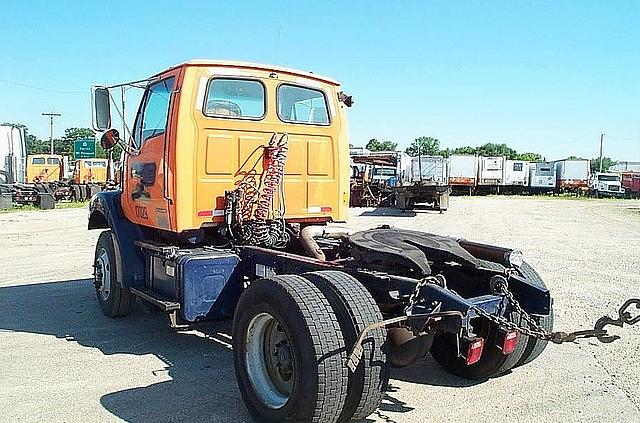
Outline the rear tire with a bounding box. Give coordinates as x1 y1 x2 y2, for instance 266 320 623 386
232 275 348 423
302 271 388 422
514 262 554 367
94 231 136 317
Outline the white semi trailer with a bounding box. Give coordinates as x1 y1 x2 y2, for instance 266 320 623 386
478 156 505 192
0 124 26 184
554 159 590 193
448 155 478 194
503 160 530 191
529 162 557 192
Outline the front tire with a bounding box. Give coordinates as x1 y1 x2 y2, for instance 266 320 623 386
94 230 136 317
232 275 348 423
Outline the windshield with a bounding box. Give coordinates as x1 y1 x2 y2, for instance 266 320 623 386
32 157 45 165
598 175 619 182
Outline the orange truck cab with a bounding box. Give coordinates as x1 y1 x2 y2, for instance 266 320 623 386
92 61 350 237
87 60 555 423
73 158 108 184
26 154 63 183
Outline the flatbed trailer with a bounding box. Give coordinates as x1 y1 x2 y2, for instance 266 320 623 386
86 60 637 423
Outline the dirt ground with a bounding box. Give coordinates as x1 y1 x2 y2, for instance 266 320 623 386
1 196 639 423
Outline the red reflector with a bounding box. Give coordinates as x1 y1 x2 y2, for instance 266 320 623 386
197 210 213 217
320 206 332 212
502 330 519 355
465 338 484 365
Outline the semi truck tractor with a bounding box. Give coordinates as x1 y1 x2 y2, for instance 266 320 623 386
86 61 636 422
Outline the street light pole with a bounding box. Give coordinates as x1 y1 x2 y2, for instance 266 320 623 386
42 112 61 155
598 133 605 173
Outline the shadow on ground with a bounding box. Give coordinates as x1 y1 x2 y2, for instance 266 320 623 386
0 279 248 422
357 205 446 218
0 279 485 422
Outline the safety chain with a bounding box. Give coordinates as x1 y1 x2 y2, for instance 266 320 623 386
406 272 640 345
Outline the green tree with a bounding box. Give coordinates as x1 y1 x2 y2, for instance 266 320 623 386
590 157 616 173
516 152 543 162
475 142 518 159
452 146 477 155
405 136 440 156
366 138 398 151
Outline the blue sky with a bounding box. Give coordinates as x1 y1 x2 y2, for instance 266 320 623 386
0 0 638 161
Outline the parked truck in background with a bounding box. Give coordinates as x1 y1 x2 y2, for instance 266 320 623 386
589 172 625 197
448 154 478 194
621 172 640 198
528 162 557 193
395 155 450 211
554 159 590 194
0 124 26 184
26 154 63 183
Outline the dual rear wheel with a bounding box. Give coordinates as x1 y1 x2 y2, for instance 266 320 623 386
232 271 388 423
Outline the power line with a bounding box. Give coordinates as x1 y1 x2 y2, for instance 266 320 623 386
0 78 85 94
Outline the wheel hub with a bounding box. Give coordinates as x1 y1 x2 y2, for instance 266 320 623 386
273 340 293 378
94 248 111 301
245 313 294 409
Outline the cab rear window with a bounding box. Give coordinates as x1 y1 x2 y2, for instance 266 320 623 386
277 84 329 125
204 79 265 119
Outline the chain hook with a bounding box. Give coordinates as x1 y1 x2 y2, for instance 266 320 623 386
618 298 640 326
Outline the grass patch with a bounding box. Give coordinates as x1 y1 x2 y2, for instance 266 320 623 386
0 200 89 213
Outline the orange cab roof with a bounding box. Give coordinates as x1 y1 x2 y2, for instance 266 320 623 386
157 60 340 86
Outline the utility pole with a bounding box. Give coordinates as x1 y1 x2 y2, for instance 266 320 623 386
42 112 61 155
598 133 605 172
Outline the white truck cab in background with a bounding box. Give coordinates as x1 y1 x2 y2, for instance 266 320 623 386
589 172 624 197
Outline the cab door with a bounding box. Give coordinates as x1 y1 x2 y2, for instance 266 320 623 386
123 74 177 230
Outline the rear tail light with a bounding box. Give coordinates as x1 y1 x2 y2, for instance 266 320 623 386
501 330 519 355
465 338 484 365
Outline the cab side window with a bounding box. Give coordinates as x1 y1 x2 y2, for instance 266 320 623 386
134 77 175 146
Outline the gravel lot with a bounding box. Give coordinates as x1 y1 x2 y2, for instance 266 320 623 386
1 196 639 423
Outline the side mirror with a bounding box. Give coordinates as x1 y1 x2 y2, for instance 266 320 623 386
92 87 112 131
338 91 354 107
100 129 120 150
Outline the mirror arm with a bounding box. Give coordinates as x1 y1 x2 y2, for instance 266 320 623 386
105 90 140 156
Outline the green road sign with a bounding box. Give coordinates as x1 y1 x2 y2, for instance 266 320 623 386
74 138 96 159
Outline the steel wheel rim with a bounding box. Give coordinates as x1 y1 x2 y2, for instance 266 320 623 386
245 312 294 409
95 248 111 301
